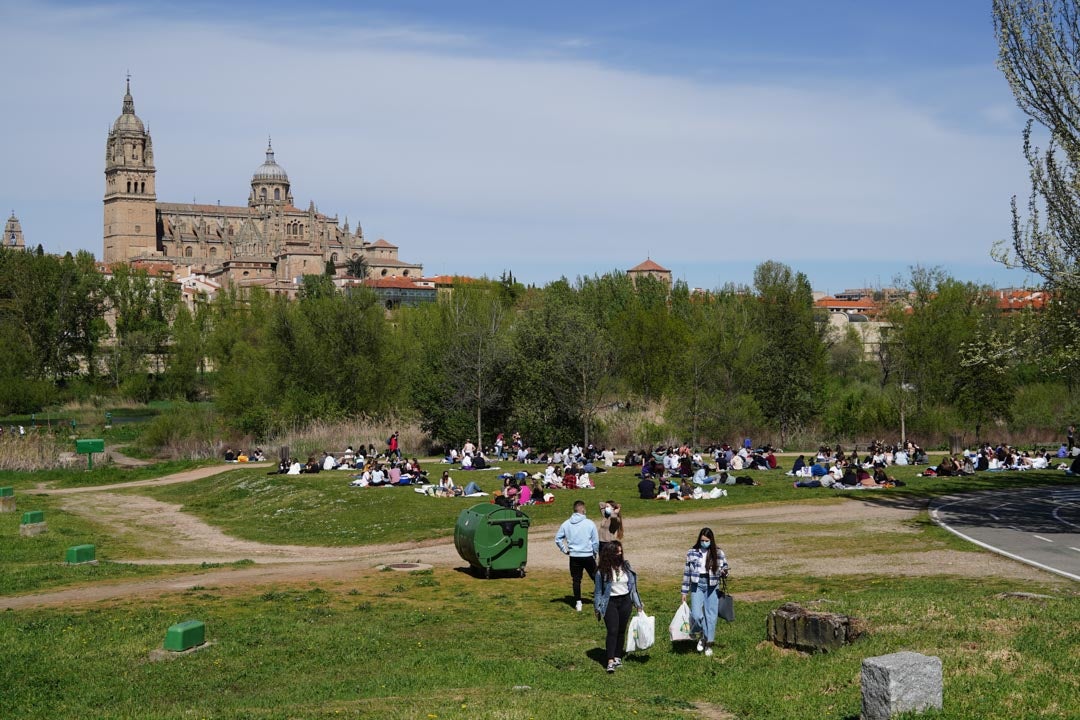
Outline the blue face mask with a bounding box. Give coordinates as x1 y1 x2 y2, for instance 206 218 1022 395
700 540 711 549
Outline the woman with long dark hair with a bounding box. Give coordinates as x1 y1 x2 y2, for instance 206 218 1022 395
597 500 623 554
680 527 729 657
593 541 644 674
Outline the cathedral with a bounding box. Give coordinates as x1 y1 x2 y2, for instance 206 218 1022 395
103 81 422 294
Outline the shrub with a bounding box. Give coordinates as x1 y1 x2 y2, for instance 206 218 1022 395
136 403 236 459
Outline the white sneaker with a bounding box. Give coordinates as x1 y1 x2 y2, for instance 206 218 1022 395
696 639 704 652
575 600 583 612
704 647 714 657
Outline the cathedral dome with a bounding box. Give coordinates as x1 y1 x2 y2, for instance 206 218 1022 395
253 142 289 182
112 80 145 133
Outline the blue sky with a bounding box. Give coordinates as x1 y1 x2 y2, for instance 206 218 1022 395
0 0 1044 292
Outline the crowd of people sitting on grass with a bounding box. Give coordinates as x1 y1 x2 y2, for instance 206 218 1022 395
228 428 1080 501
788 439 1075 489
633 441 771 501
224 448 266 463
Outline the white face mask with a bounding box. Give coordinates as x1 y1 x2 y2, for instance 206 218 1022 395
700 540 711 549
603 508 612 517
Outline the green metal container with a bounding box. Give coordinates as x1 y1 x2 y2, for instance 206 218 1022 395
0 487 13 497
454 504 531 578
66 544 96 564
21 510 44 524
75 439 105 454
164 620 206 651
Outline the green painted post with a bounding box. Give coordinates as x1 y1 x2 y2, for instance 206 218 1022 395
0 487 13 497
21 510 44 524
164 620 206 651
66 545 96 564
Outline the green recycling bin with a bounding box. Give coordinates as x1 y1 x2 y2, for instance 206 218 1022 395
454 504 531 578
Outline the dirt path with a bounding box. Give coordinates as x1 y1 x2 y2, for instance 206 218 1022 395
105 445 152 468
4 470 1063 611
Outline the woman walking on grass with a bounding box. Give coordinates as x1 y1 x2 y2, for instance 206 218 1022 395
594 541 643 674
680 527 729 657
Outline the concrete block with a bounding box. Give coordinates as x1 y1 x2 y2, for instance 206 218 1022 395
861 651 942 720
66 544 96 564
0 496 15 513
164 620 206 652
19 522 47 537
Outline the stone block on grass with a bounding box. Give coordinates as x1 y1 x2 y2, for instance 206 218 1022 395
0 493 15 513
861 651 942 720
164 620 206 652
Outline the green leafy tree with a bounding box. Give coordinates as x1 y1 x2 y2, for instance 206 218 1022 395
298 274 337 301
104 264 180 396
750 261 826 446
165 305 203 400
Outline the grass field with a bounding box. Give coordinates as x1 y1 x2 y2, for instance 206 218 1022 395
1 459 1078 718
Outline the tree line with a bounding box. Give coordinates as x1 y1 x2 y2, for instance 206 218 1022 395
2 247 1076 449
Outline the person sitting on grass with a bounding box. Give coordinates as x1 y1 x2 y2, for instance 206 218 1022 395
1065 449 1080 476
637 474 657 499
287 457 302 475
369 464 387 485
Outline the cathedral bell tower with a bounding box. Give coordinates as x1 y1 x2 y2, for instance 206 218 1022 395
103 79 159 263
249 140 293 211
4 212 26 250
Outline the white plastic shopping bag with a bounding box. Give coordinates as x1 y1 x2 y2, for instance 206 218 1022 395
669 601 692 641
626 611 655 652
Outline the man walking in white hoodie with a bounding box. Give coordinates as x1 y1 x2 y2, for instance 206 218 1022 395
554 500 599 611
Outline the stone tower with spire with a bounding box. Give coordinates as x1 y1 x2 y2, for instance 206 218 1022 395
4 212 25 250
103 79 159 263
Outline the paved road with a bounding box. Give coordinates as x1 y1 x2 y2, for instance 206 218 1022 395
930 485 1080 582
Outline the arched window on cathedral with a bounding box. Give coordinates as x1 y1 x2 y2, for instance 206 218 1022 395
141 182 145 194
274 188 281 200
209 247 217 258
127 181 131 193
184 246 193 257
260 188 267 201
331 253 338 263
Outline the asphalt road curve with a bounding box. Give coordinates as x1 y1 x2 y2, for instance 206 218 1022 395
930 485 1080 582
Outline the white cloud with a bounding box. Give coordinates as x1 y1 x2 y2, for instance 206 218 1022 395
0 1 1032 289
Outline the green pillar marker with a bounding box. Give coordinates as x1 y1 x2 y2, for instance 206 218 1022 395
21 510 44 524
66 545 96 564
164 620 206 652
0 487 13 497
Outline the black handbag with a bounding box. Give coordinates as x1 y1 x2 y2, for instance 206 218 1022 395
717 576 734 623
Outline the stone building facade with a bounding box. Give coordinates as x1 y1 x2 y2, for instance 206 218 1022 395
627 258 672 288
103 81 421 294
